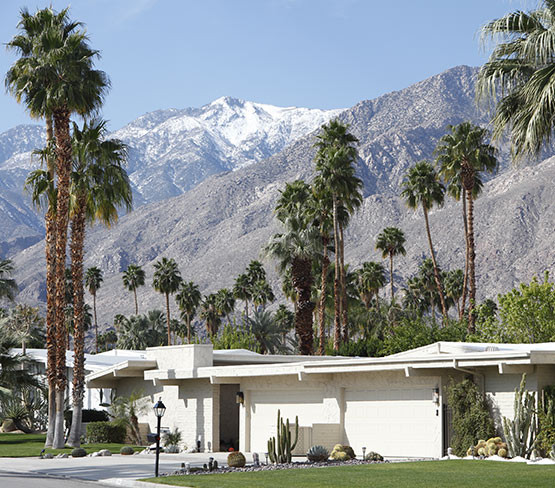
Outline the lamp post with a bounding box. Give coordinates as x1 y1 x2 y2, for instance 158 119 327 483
153 397 166 477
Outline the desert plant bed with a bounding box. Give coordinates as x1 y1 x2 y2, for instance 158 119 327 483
0 433 143 457
144 460 555 488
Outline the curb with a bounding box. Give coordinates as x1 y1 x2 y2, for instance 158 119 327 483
101 478 193 488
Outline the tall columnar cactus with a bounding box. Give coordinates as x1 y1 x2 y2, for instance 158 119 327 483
502 374 539 459
267 409 298 464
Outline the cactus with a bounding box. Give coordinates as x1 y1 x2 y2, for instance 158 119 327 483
307 445 329 462
267 409 298 464
364 451 384 462
330 444 355 461
498 448 508 458
502 374 539 459
227 451 246 467
331 450 350 461
549 444 555 460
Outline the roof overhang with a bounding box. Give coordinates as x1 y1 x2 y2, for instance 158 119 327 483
86 359 157 388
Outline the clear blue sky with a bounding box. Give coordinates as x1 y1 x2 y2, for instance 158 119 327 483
0 0 528 133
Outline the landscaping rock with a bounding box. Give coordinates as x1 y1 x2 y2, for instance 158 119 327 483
41 453 54 459
0 419 17 432
55 453 68 459
98 449 112 456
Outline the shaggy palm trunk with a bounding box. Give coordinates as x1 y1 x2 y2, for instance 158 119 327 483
332 198 341 351
68 197 86 447
422 207 448 323
44 117 57 448
53 108 72 449
318 235 329 356
339 225 348 343
133 288 139 315
165 293 171 345
291 257 315 355
466 188 477 333
389 252 395 301
92 293 99 353
460 195 469 320
186 313 191 344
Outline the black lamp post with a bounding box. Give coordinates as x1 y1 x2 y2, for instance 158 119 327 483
153 397 166 477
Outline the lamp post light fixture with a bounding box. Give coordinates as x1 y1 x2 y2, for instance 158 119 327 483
264 452 269 465
362 446 366 460
153 397 166 478
236 391 244 405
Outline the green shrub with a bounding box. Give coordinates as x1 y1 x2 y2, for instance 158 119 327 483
163 427 182 447
447 378 495 457
120 446 135 455
227 451 246 467
86 421 127 444
71 448 87 458
65 409 109 427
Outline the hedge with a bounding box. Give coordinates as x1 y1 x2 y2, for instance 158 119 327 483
86 421 127 443
65 409 110 427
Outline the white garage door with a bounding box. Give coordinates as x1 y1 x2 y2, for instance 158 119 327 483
344 387 441 458
249 390 324 453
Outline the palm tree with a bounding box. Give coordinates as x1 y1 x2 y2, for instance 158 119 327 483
478 1 555 159
435 122 498 332
246 260 266 285
152 257 182 345
85 267 103 353
247 309 287 354
265 217 321 355
199 293 222 337
122 264 146 315
445 269 464 318
274 304 295 349
175 281 202 344
0 260 18 302
67 119 131 447
356 261 386 309
251 280 275 311
215 288 236 324
375 227 406 301
401 161 448 323
233 273 252 321
6 6 109 449
314 120 362 349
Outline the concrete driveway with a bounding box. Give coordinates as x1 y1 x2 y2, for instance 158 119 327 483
0 452 249 484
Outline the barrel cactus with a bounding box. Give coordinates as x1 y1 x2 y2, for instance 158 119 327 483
71 448 87 458
364 451 384 462
498 448 508 458
307 445 329 462
330 444 354 461
227 451 246 468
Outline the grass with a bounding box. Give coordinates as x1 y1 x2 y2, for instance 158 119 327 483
0 433 144 457
143 460 555 488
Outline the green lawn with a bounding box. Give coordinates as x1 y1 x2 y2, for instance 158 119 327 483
144 460 555 488
0 433 144 457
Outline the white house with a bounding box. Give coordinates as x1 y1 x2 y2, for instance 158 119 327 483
86 342 555 458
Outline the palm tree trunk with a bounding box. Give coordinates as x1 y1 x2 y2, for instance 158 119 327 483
339 224 348 343
186 313 191 344
466 189 477 333
133 288 138 315
53 108 72 449
318 235 329 356
332 197 341 351
165 292 171 345
460 195 469 320
93 293 98 353
68 199 86 447
44 115 57 448
291 257 314 355
389 252 395 300
422 207 448 323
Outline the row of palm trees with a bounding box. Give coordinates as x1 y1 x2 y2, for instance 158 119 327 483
6 7 131 449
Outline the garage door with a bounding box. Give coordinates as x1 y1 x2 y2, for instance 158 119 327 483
249 390 324 453
344 387 441 458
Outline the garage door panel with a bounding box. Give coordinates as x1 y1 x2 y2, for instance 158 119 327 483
345 387 441 458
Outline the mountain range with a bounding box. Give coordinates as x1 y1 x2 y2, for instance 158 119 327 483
5 65 555 330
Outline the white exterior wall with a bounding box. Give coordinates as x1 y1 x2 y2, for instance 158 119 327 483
114 377 218 452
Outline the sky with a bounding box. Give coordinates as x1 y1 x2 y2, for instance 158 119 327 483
0 0 532 133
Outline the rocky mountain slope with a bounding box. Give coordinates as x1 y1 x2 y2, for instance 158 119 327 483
10 65 555 328
0 98 341 256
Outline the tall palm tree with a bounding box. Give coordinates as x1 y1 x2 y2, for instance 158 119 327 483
314 120 362 350
356 261 386 309
152 257 182 345
6 6 109 449
445 269 464 318
85 267 103 352
247 309 287 354
435 122 498 332
215 288 236 324
375 227 406 300
246 260 266 285
401 161 448 322
199 293 222 337
250 280 275 311
233 273 252 321
67 119 131 447
122 264 146 315
176 281 201 344
478 1 555 159
0 260 18 302
265 217 321 355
